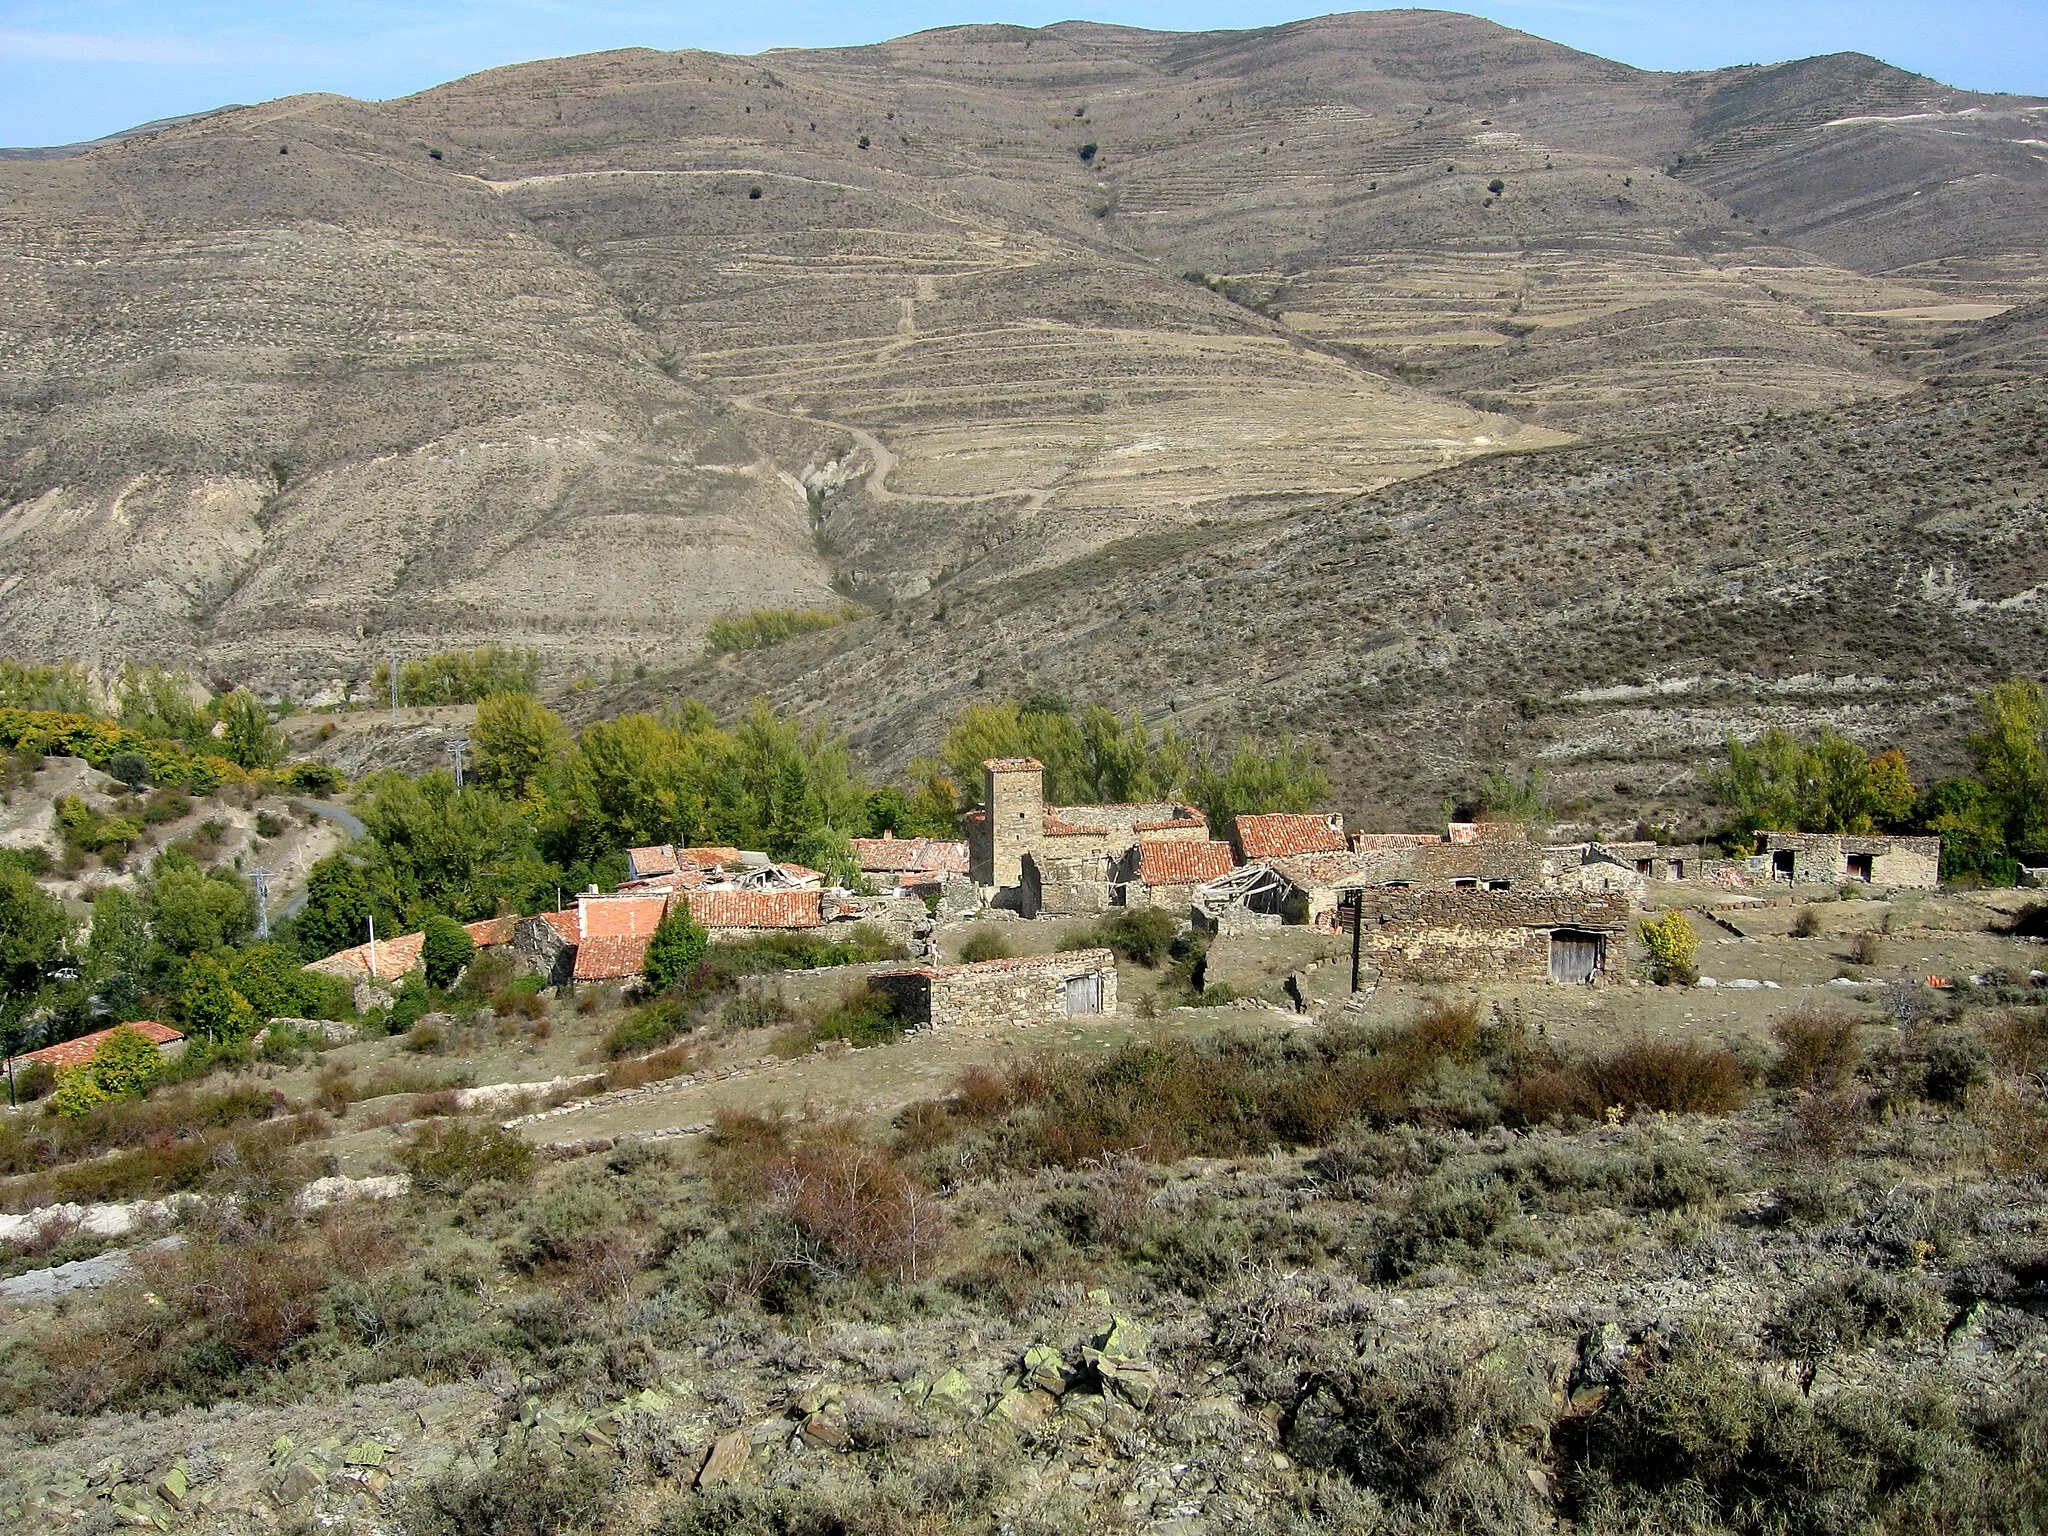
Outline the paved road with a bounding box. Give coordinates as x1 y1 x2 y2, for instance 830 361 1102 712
279 799 366 918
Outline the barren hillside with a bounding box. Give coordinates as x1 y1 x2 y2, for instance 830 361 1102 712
1 10 2044 706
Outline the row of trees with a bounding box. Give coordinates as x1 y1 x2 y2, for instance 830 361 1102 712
1708 680 2048 883
1 659 284 773
292 693 1335 960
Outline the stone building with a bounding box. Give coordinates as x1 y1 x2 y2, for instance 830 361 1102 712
1233 812 1347 861
1123 839 1239 910
1344 889 1630 984
848 832 971 896
1757 832 1941 888
867 949 1118 1030
6 1020 185 1076
965 758 1207 914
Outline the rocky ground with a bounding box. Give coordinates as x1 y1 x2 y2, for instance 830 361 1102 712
2 888 2044 1534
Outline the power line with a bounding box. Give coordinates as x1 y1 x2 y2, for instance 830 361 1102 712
444 735 469 789
387 647 401 725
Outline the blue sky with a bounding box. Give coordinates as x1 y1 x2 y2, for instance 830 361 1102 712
3 1 2042 148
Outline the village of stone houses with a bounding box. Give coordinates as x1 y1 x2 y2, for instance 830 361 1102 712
4 654 2048 1536
5 8 2048 1529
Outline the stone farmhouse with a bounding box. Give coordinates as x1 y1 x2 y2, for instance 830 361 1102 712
965 758 1208 917
1757 831 1942 889
1341 889 1631 984
305 917 515 986
867 949 1118 1031
848 832 971 897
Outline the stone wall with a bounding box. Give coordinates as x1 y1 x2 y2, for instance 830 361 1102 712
514 915 575 986
870 950 1119 1030
1022 849 1115 919
1759 832 1942 889
1349 890 1628 984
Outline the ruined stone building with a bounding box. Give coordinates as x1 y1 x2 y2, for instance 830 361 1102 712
1342 889 1630 985
848 832 971 897
867 950 1118 1030
964 758 1207 917
1757 831 1942 888
1123 839 1239 911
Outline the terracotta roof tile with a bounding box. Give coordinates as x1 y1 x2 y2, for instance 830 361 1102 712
572 934 653 982
1137 840 1239 887
577 895 672 940
1133 813 1207 833
464 916 518 948
303 930 426 981
848 835 970 875
1235 814 1348 859
1043 814 1105 838
626 844 680 878
689 889 823 930
10 1021 183 1073
681 846 744 870
539 910 580 942
1351 832 1448 852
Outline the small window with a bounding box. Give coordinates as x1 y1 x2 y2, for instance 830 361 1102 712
1487 879 1511 890
1452 878 1479 890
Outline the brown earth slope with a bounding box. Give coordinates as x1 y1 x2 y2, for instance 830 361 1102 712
643 379 2048 831
0 11 2043 698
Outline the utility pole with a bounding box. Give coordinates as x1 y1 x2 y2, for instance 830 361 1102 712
250 867 276 941
367 913 378 980
444 735 469 789
387 648 400 725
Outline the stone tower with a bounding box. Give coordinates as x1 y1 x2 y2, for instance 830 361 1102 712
981 757 1046 890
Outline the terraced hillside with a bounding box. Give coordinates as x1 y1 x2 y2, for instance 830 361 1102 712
0 11 2043 697
652 379 2048 832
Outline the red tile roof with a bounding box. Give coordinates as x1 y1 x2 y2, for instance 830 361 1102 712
304 930 426 981
572 934 653 982
577 894 672 939
464 916 518 948
626 844 680 878
1352 832 1447 852
1235 813 1348 859
1043 814 1106 838
538 910 580 942
1137 840 1238 887
681 846 744 870
1134 813 1207 833
689 889 823 930
848 835 970 875
10 1021 183 1073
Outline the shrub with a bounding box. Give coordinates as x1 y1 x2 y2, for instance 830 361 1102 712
1061 907 1178 967
957 927 1015 964
1769 1007 1862 1093
419 913 476 989
107 750 150 788
704 605 858 654
1792 906 1822 938
1767 1270 1944 1388
1638 910 1699 985
641 897 708 995
1922 1030 1987 1105
396 1121 533 1194
1849 929 1884 967
1508 1038 1749 1122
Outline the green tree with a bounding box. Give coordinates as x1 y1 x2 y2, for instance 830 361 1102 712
1186 735 1330 835
420 913 476 989
1972 680 2048 851
942 699 1088 805
294 855 382 959
354 771 555 924
116 665 212 748
84 886 151 1020
1708 726 1810 836
211 688 281 769
560 711 714 857
1 869 70 1054
146 852 255 955
0 658 94 713
1472 764 1550 835
177 952 259 1043
641 898 708 995
471 692 571 801
1916 777 2014 885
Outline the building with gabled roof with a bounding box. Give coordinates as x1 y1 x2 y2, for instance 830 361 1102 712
7 1020 184 1076
1232 812 1347 861
1124 839 1239 910
965 757 1209 915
